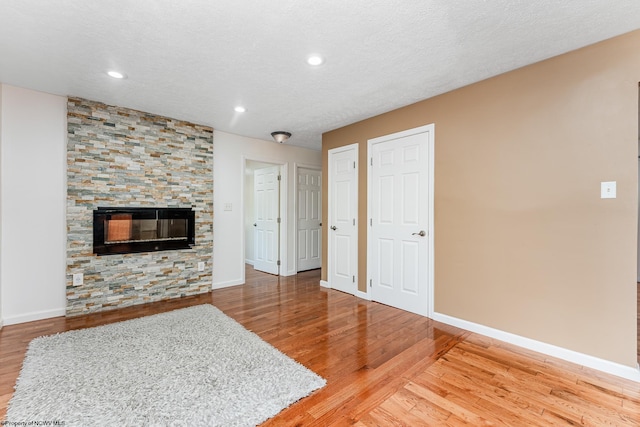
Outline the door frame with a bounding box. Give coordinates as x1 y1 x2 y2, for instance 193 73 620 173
366 124 435 317
294 163 322 273
241 156 289 283
327 143 358 294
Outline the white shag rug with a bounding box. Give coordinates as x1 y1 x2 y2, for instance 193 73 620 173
7 304 325 426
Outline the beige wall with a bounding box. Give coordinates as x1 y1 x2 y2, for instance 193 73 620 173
322 30 640 367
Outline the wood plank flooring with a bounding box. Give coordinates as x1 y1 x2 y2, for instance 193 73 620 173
1 266 639 425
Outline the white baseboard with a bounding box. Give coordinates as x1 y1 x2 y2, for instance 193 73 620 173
281 269 296 277
432 312 640 382
3 307 66 326
245 259 254 266
212 279 244 290
318 281 371 302
356 290 371 300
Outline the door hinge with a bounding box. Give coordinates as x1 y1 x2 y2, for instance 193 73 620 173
370 158 373 166
352 275 355 283
353 161 356 169
353 218 355 226
277 175 281 181
277 217 281 223
277 260 281 266
370 218 372 226
369 279 372 288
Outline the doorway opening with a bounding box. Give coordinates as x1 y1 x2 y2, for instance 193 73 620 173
327 143 359 296
244 159 285 277
366 124 435 317
295 166 322 272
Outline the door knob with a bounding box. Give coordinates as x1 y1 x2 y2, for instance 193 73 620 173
330 226 337 231
412 230 426 237
253 223 257 227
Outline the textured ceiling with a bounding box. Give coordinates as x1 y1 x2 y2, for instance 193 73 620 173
1 1 640 150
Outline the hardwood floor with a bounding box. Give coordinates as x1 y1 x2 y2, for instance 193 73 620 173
2 266 640 425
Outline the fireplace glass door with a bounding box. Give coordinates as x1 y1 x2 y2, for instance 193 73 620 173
94 207 195 255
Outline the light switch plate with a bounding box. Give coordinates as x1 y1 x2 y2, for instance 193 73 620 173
198 261 205 272
601 181 616 199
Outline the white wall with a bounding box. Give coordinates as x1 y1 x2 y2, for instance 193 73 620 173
0 84 67 324
0 89 322 321
213 130 321 288
0 83 3 328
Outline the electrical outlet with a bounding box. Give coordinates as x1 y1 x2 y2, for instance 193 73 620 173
223 203 232 211
72 273 83 286
198 261 205 272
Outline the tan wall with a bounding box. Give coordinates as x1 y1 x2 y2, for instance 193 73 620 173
322 30 640 367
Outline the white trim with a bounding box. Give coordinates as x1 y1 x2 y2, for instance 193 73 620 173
279 165 289 276
433 312 640 382
366 124 435 317
3 308 66 326
245 259 254 266
320 280 330 288
427 126 435 317
212 278 244 289
278 162 289 276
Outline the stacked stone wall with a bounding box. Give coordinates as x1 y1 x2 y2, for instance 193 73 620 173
66 97 213 316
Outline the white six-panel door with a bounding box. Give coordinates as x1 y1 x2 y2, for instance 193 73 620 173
297 167 322 272
369 125 433 316
328 144 358 295
254 166 280 275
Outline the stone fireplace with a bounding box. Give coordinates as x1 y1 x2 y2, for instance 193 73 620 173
66 98 213 316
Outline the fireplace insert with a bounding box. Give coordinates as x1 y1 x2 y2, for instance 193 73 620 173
93 207 195 255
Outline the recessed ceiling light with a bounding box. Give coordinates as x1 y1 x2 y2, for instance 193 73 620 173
307 55 324 66
234 106 246 113
107 70 126 79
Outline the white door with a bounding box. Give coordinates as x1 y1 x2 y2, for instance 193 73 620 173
328 144 358 295
369 125 432 316
297 168 322 272
254 166 280 275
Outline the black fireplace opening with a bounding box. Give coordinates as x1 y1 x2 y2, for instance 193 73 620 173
93 207 195 255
